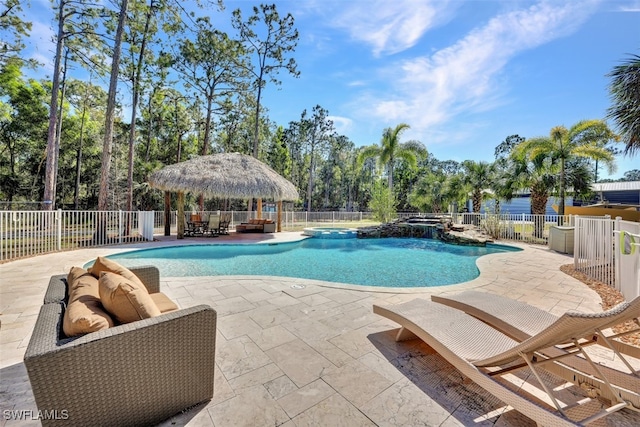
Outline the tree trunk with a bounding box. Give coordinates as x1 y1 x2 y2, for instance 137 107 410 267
96 0 128 242
530 188 548 238
126 0 154 218
558 157 566 218
306 148 314 212
253 71 263 158
43 0 67 210
74 79 90 210
53 51 69 207
145 91 153 162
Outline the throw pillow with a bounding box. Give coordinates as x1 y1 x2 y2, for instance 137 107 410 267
89 256 145 288
99 272 161 324
63 267 114 337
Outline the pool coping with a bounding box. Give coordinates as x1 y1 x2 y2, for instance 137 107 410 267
87 234 526 294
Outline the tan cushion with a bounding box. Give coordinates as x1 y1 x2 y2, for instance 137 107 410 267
63 267 114 337
99 272 161 324
89 257 145 289
150 293 179 313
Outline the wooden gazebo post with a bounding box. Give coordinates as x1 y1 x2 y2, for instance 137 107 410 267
277 200 283 232
164 191 171 236
177 191 185 239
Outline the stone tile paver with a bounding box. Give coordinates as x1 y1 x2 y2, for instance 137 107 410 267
2 233 639 426
276 378 335 418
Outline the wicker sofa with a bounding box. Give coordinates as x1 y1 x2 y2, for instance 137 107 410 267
25 266 217 427
235 218 276 233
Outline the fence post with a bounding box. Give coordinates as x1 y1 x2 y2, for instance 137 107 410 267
614 216 621 292
118 210 123 244
332 211 335 225
56 209 62 251
573 216 580 266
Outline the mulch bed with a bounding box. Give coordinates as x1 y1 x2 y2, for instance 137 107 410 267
560 264 639 347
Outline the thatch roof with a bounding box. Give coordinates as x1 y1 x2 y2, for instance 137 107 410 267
148 153 299 201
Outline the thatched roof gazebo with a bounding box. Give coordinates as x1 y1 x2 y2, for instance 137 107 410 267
148 153 299 238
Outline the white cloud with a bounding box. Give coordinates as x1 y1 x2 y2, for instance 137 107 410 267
328 115 353 134
347 80 367 87
614 0 640 11
27 18 56 71
329 0 457 56
363 0 600 139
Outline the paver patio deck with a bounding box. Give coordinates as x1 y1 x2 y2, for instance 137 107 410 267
1 232 639 426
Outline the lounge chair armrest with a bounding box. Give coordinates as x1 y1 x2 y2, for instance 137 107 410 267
44 274 67 304
130 265 161 293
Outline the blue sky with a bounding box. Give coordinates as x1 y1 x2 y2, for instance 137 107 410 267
25 0 640 179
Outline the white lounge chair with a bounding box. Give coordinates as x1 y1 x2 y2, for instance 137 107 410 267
373 297 640 426
431 291 640 411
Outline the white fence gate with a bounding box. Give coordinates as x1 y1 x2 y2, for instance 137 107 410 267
574 216 640 300
614 218 640 300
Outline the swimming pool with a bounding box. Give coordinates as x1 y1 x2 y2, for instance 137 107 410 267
96 238 520 288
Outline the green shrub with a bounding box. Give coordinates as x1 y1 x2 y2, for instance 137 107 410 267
369 180 397 223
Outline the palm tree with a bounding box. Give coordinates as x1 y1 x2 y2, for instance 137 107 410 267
607 54 640 154
410 173 447 213
504 150 556 237
410 172 467 213
516 120 617 216
461 160 495 213
357 123 424 194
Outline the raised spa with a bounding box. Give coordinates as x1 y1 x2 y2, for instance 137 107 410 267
302 227 358 238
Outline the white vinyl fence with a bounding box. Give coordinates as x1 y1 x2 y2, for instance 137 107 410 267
1 210 152 261
574 216 640 300
0 209 377 261
0 209 587 262
450 212 573 243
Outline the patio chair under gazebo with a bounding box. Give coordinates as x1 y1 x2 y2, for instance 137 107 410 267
148 153 299 238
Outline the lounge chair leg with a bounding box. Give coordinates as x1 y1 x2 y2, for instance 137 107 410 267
579 402 629 425
519 351 567 416
571 339 628 407
595 327 640 376
395 327 418 341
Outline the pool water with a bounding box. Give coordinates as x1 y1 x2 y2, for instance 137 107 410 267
98 238 520 288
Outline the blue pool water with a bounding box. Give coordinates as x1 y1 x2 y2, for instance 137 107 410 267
97 238 520 288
